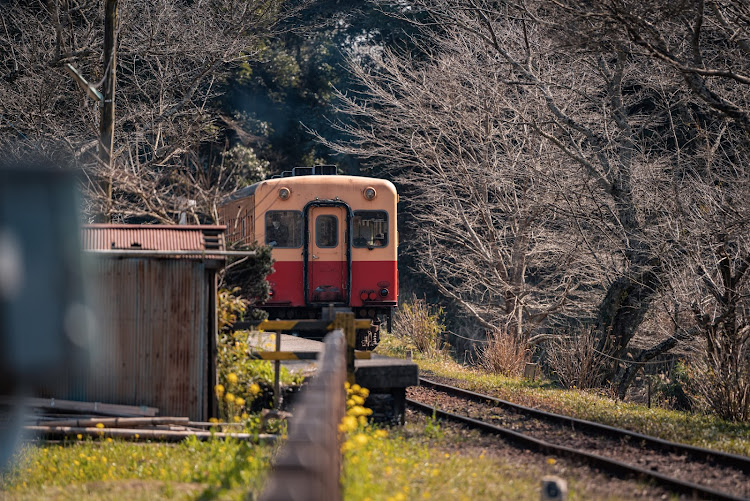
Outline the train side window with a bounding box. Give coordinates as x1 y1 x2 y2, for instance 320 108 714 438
353 211 388 248
315 215 338 248
265 210 302 248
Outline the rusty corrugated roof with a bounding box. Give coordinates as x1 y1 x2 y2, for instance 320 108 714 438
82 224 225 253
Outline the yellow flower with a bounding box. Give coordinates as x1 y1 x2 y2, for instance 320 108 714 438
338 415 358 433
341 440 354 453
209 417 219 423
95 423 105 429
215 384 225 397
354 433 368 447
358 415 368 427
546 458 557 465
374 429 387 438
233 415 241 422
106 438 113 443
241 413 249 419
225 392 235 403
250 383 261 396
235 397 245 407
352 395 365 406
76 434 83 440
227 373 238 385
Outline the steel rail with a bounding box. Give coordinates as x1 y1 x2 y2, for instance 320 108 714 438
407 398 747 501
418 377 750 472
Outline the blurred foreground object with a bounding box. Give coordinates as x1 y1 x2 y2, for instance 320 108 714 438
0 162 88 469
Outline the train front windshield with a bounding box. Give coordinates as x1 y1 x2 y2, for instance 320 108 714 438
353 211 388 248
265 211 302 248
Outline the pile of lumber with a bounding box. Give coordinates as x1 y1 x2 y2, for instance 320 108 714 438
1 396 274 442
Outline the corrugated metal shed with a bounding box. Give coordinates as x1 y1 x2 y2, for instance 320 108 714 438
72 225 225 421
82 224 224 252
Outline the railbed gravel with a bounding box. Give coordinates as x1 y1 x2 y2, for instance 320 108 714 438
408 384 750 500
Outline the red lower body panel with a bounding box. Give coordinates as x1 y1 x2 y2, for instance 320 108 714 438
265 261 304 306
264 260 397 308
351 260 397 307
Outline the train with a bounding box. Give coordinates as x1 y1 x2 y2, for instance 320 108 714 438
218 165 398 348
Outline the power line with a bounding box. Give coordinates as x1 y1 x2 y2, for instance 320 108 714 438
444 330 489 343
591 347 678 366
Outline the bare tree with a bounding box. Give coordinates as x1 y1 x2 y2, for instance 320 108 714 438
322 26 603 348
0 0 292 223
658 123 750 420
545 0 750 412
556 0 750 134
329 1 695 392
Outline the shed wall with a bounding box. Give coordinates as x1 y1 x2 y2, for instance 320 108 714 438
79 258 213 420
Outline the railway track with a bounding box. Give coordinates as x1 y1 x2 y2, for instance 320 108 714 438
407 377 750 501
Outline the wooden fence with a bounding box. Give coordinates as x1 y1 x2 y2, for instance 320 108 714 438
259 328 347 501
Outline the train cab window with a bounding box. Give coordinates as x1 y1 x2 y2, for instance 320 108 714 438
265 211 302 248
352 211 388 248
315 215 338 248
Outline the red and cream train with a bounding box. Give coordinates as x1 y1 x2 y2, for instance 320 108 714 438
218 166 398 347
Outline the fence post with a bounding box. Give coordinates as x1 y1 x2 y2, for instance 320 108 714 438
259 330 346 501
334 312 356 384
273 330 282 409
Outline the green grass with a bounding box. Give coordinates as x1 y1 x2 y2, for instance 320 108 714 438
341 416 649 501
376 334 750 457
0 436 276 500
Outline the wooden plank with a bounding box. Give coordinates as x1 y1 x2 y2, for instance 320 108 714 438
25 425 276 443
0 397 158 417
35 417 188 428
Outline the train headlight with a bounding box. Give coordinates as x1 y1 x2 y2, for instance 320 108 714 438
278 187 291 200
380 288 389 297
363 187 376 200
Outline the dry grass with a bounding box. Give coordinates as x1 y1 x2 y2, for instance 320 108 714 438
544 329 607 390
393 295 445 354
478 331 529 377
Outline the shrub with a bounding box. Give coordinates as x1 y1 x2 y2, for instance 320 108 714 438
215 288 302 421
478 331 529 377
393 295 445 354
544 328 607 389
222 241 274 317
688 338 750 422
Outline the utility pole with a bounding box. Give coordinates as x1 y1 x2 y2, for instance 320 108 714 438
100 0 118 220
64 0 118 222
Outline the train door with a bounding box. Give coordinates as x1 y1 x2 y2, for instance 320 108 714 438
307 206 348 304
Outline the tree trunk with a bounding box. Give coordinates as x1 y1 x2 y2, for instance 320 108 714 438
596 264 661 390
100 0 117 221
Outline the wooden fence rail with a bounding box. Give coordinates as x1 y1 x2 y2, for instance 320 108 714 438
259 328 346 501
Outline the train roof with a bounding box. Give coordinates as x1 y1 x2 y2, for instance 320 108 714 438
222 173 396 204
